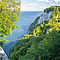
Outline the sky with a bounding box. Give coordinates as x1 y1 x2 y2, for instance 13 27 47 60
21 0 60 11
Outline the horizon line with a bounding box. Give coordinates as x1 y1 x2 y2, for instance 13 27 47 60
21 10 44 11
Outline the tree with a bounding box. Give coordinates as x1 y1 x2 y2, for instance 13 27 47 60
0 0 21 47
9 6 60 60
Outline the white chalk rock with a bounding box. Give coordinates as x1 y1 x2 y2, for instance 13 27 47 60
0 47 9 60
37 11 52 24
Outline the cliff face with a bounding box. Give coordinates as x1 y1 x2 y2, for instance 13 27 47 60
28 11 52 34
37 11 52 24
9 6 60 60
0 47 9 60
27 26 30 34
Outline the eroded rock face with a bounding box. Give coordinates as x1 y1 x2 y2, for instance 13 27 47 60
37 11 52 24
0 47 9 60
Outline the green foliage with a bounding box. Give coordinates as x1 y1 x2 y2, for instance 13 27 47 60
44 6 60 13
39 30 60 60
9 30 60 60
9 6 60 60
29 16 40 32
0 0 21 46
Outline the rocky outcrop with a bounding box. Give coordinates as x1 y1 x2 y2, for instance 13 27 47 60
37 11 52 24
27 25 30 34
0 47 9 60
27 11 53 34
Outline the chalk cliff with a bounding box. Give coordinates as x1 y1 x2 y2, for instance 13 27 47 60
0 47 9 60
37 11 52 24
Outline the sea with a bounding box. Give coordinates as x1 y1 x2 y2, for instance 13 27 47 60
3 11 43 55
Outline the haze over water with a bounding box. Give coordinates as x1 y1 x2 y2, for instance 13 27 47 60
5 11 43 44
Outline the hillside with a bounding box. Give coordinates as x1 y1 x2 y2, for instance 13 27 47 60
9 6 60 60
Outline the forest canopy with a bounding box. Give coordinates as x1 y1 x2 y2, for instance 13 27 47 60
9 6 60 60
44 6 60 13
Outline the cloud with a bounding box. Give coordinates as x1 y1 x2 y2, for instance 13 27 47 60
36 0 46 2
29 4 33 7
27 3 40 11
21 2 39 11
28 3 38 7
21 1 49 11
36 0 60 4
28 3 47 11
52 0 60 3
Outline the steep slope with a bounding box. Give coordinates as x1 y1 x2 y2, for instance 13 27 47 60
0 47 9 60
37 11 52 24
9 6 60 60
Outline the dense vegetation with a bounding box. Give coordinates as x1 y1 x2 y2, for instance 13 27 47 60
9 6 60 60
29 16 40 34
44 6 60 13
0 0 21 47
